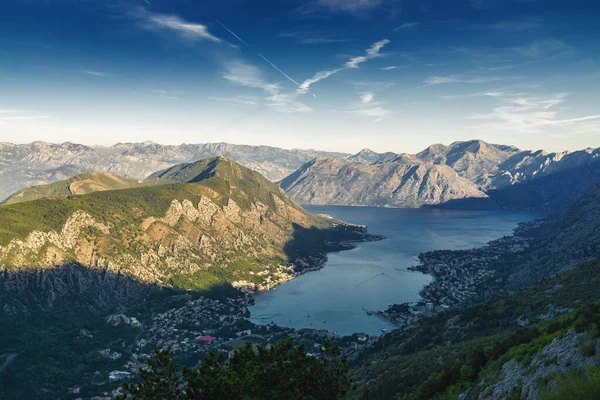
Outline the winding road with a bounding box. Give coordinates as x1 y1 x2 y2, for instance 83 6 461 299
0 353 18 373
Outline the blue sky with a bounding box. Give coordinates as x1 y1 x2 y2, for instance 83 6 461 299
1 0 599 153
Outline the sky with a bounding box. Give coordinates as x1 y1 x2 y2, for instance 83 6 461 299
1 0 599 154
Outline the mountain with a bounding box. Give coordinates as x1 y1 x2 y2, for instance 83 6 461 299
1 172 158 205
505 177 600 288
416 140 521 188
0 141 350 201
0 157 378 310
0 157 384 399
279 156 487 207
281 140 600 209
348 179 600 399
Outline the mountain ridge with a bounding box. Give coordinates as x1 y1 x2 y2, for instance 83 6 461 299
281 139 600 209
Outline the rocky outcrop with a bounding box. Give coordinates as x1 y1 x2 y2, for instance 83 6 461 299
477 330 599 400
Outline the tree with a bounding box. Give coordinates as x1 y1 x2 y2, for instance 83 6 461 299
120 339 350 400
120 348 184 400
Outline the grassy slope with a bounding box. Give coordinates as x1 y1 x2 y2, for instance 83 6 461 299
0 157 318 247
2 172 158 205
350 258 600 399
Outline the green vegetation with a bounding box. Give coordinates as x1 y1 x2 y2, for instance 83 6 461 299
119 339 350 400
351 259 600 399
2 172 158 205
540 365 600 400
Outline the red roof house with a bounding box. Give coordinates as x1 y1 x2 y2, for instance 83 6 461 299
196 335 216 344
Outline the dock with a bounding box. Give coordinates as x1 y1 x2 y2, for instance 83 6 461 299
362 307 401 328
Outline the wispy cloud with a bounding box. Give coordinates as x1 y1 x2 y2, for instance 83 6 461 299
215 20 301 89
394 22 418 31
222 60 311 113
134 8 221 43
297 39 391 95
360 92 374 104
151 89 182 100
345 39 390 68
347 92 390 122
424 75 501 86
278 30 350 44
78 69 109 77
515 39 569 58
208 96 259 106
0 115 50 122
0 109 50 123
296 0 401 18
495 17 544 32
379 65 403 71
440 91 512 100
469 92 600 133
223 61 280 95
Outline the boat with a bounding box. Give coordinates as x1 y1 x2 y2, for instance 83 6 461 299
381 328 389 333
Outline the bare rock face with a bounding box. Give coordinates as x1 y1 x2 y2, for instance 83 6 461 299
280 157 487 208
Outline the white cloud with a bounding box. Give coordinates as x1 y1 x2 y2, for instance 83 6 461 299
278 30 350 44
347 92 389 122
223 61 280 95
297 39 390 95
348 106 389 118
152 90 183 95
380 65 406 71
298 68 344 95
468 92 600 133
135 9 221 43
315 0 383 13
209 96 259 106
0 115 50 122
78 70 109 77
222 60 311 113
515 39 569 58
394 22 418 31
361 92 374 104
424 75 501 86
345 39 389 68
495 17 543 32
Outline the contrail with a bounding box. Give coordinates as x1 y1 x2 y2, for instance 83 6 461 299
215 19 248 46
258 53 300 86
215 19 300 88
143 0 151 4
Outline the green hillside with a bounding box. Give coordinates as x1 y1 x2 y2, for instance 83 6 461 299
1 171 158 205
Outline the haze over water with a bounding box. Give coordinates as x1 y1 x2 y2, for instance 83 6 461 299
249 206 542 336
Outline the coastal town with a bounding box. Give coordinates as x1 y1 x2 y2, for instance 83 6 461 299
377 229 535 327
70 291 381 400
60 216 542 399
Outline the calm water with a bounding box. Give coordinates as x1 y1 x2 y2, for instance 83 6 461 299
249 206 542 336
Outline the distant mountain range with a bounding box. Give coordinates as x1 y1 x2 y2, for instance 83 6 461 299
281 140 600 209
2 139 600 210
0 141 348 202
